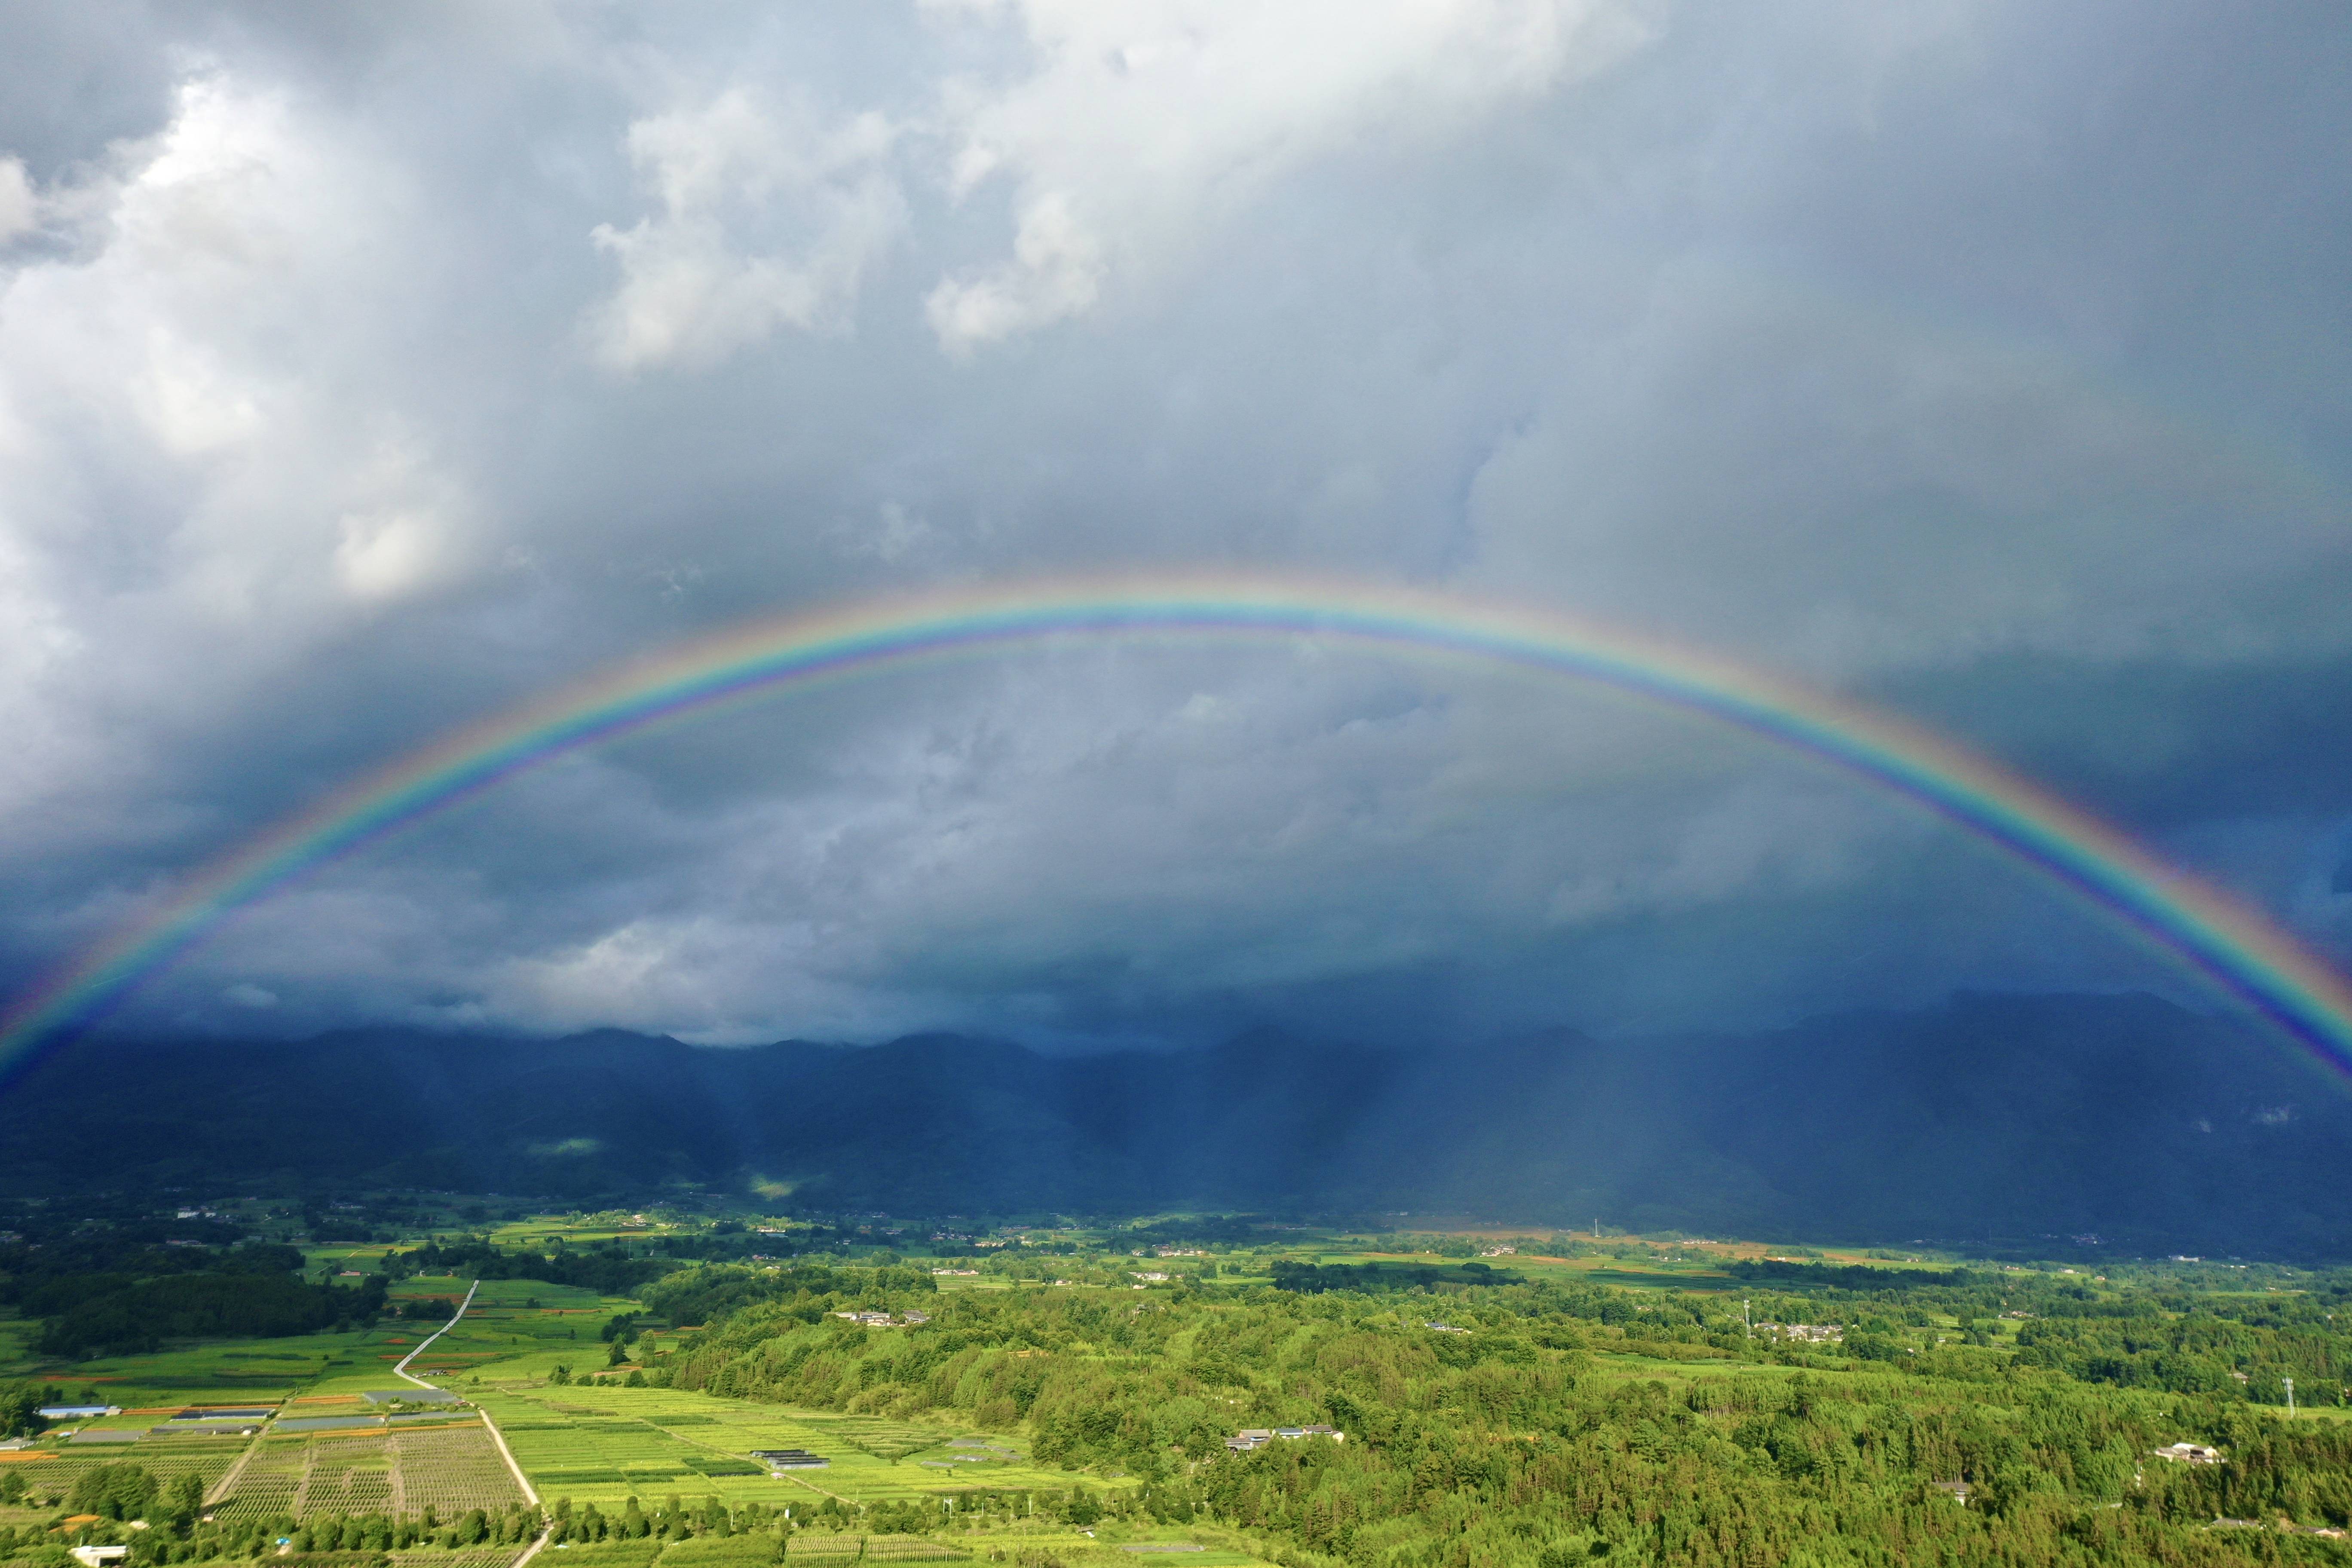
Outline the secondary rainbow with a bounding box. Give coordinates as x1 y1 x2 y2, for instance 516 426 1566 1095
5 574 2350 1081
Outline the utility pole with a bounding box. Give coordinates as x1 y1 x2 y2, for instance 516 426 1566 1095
2285 1377 2295 1415
1743 1299 1752 1339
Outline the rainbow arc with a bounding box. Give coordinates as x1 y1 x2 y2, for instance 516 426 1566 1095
4 575 2349 1080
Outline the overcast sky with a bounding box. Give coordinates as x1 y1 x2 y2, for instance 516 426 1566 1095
1 0 2347 1051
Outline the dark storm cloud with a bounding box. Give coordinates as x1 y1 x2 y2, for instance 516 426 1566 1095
0 0 2346 1049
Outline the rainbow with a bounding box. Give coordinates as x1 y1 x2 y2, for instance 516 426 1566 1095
5 574 2350 1080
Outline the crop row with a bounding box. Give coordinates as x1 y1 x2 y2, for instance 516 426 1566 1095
208 1426 524 1520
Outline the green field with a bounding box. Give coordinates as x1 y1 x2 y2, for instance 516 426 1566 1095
477 1384 1087 1509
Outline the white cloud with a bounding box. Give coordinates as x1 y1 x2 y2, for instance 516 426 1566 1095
922 0 1651 352
0 72 490 858
0 157 38 242
588 88 905 370
332 433 476 602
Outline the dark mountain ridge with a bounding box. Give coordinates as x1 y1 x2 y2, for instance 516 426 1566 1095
5 992 2346 1257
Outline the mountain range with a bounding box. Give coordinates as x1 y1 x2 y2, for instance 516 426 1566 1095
6 991 2346 1258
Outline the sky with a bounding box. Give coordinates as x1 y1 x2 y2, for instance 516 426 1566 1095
0 0 2347 1053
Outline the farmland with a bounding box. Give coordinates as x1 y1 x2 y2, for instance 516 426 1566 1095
475 1383 1087 1509
208 1421 527 1521
4 1201 2350 1568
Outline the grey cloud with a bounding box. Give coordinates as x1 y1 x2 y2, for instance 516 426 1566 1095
0 0 2347 1053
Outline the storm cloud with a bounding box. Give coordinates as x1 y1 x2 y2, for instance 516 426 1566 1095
0 0 2346 1050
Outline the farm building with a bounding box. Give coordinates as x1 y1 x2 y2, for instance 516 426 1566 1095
750 1449 829 1470
2153 1442 2223 1464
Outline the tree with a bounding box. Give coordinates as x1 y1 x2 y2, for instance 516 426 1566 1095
0 1384 47 1439
69 1463 156 1522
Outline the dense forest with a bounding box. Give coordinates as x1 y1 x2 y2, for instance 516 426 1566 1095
599 1261 2352 1567
0 1225 388 1359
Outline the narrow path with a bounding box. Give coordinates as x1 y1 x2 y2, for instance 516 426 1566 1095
202 1427 267 1508
476 1407 542 1507
507 1523 556 1568
390 1280 543 1507
394 1279 480 1386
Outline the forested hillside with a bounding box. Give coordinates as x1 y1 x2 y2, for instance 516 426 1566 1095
606 1262 2352 1566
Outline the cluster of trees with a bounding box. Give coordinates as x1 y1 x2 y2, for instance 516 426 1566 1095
543 1489 1114 1542
637 1262 934 1329
287 1504 542 1554
12 1242 390 1359
2015 1311 2346 1404
0 1225 377 1362
648 1222 863 1264
1115 1216 1272 1249
0 1383 50 1439
392 1237 674 1296
1271 1260 1525 1293
0 1213 249 1291
67 1463 199 1523
12 1464 545 1566
619 1262 2352 1565
548 1494 782 1543
1726 1259 1974 1291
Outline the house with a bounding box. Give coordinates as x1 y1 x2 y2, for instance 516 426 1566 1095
900 1311 931 1325
1929 1481 1971 1505
2152 1442 2223 1465
1226 1429 1274 1452
69 1547 129 1567
1131 1271 1169 1283
1424 1322 1469 1334
39 1406 118 1420
1297 1425 1344 1442
1756 1323 1842 1344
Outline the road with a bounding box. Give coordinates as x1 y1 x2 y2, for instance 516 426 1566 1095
391 1279 542 1507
